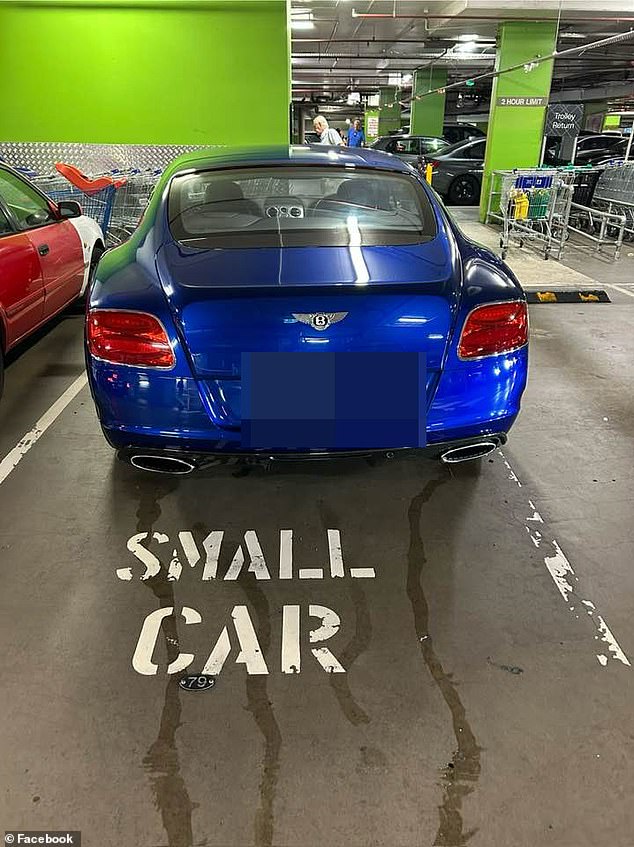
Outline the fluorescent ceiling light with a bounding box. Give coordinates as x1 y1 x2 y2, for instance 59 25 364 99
458 34 479 41
292 11 315 30
454 41 478 53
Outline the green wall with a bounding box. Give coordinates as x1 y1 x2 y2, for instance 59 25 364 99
0 0 290 146
410 67 447 137
479 21 557 221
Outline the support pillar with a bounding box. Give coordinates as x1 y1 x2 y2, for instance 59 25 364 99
479 21 557 221
411 67 447 137
378 87 401 136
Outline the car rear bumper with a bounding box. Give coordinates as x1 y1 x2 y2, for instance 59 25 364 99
112 432 508 471
89 346 527 457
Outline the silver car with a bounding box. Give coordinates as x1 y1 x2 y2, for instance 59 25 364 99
370 134 449 165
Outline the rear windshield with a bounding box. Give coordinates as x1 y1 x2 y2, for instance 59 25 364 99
168 166 437 249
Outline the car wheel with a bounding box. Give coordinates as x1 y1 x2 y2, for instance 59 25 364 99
448 174 480 205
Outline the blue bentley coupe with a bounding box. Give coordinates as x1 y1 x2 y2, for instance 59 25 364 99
86 146 528 473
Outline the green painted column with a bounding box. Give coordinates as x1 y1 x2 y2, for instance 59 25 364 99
479 20 557 221
378 87 401 136
410 67 447 137
0 0 290 146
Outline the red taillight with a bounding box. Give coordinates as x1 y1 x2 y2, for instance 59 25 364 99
87 310 175 368
458 301 528 359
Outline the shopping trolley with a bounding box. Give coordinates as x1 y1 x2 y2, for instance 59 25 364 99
32 164 124 240
107 170 162 245
485 169 575 260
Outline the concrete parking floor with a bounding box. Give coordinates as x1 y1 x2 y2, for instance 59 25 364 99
0 281 633 847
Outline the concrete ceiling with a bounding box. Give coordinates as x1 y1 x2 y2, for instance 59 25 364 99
290 0 634 111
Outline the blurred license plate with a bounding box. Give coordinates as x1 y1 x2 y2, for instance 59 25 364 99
241 351 426 449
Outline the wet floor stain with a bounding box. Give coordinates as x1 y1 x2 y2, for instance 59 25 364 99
192 519 282 847
318 500 372 726
487 657 524 675
406 476 482 847
358 745 388 771
133 477 198 847
238 571 282 847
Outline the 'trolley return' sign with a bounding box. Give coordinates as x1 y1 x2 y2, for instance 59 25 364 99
544 103 584 138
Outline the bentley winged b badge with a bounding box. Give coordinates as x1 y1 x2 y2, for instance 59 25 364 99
292 312 349 332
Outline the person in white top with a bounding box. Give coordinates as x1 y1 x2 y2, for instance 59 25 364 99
313 115 344 146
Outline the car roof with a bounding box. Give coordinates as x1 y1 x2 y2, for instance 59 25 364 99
376 134 445 141
167 144 414 176
435 137 485 156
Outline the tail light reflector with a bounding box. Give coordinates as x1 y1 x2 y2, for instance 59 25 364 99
458 301 528 359
87 310 175 368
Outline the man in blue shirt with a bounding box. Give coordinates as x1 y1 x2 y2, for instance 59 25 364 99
347 119 365 148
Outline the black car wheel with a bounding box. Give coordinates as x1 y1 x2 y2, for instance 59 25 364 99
448 174 480 206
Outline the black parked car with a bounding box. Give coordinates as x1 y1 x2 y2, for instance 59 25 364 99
544 133 627 166
574 136 629 166
427 137 486 205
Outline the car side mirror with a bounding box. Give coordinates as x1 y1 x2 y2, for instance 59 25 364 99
58 200 82 219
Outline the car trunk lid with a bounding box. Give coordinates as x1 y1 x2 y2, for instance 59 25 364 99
156 236 460 429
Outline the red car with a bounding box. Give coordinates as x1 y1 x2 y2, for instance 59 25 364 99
0 163 104 395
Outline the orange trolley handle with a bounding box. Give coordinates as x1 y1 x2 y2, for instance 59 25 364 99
55 162 127 195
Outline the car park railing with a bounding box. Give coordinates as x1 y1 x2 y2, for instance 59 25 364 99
566 202 626 260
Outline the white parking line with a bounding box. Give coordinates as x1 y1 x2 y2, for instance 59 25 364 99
499 451 630 668
608 284 634 299
0 373 88 487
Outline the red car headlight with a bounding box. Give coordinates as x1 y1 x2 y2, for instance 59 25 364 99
87 310 175 368
458 301 528 359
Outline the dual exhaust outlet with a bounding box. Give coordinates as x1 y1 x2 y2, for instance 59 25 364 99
127 440 498 474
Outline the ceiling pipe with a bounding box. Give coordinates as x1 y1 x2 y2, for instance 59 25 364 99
292 38 495 45
399 28 634 106
351 11 634 23
291 57 634 65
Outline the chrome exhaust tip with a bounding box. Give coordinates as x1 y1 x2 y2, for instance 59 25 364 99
440 441 498 464
129 454 196 475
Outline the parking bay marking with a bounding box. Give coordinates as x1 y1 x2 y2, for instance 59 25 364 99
122 528 375 675
132 602 347 676
499 451 630 668
0 373 88 487
118 528 376 582
608 284 634 300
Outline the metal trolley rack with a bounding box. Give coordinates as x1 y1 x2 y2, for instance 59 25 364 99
485 168 575 260
108 170 161 245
